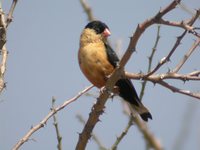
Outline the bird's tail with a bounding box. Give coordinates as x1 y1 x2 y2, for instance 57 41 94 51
115 79 152 122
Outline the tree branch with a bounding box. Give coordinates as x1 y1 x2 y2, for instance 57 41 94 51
145 9 200 77
52 97 62 150
0 0 19 93
76 114 107 150
133 115 163 150
12 85 93 150
140 25 161 100
159 80 200 99
7 0 18 27
111 25 162 150
79 0 95 21
172 38 200 73
110 118 133 150
0 5 7 93
172 102 197 150
126 72 200 99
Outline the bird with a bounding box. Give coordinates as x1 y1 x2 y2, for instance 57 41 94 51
78 20 152 122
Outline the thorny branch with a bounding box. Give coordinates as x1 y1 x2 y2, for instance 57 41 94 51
12 85 93 150
111 25 162 150
172 38 200 73
76 114 107 150
0 0 18 93
52 97 62 150
80 0 95 21
7 0 18 27
145 9 200 78
140 25 161 100
110 118 133 150
126 71 200 100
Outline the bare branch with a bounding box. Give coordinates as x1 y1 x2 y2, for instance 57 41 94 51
189 70 200 76
145 31 187 77
12 85 93 150
0 6 8 93
79 0 95 21
7 0 18 27
133 115 163 150
52 97 62 150
172 102 197 150
140 25 161 100
76 114 107 150
126 71 200 81
178 2 200 18
110 118 133 150
159 80 200 99
0 0 19 93
172 38 200 73
0 44 8 93
145 9 200 77
112 25 163 150
159 19 195 32
0 6 6 48
126 72 200 99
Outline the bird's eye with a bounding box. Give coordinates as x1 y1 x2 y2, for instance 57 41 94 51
96 28 101 34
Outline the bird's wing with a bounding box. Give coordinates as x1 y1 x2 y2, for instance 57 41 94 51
104 43 119 68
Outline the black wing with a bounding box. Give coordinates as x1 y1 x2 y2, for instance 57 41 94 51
104 43 119 68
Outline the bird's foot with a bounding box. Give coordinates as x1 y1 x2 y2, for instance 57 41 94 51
100 86 113 95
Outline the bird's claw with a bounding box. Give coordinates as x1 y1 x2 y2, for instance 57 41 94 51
100 86 113 95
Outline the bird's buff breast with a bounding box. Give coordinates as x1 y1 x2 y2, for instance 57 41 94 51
78 43 114 88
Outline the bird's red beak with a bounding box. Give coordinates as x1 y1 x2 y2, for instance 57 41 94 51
103 28 111 37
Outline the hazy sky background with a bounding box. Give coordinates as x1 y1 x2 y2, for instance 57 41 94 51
0 0 200 150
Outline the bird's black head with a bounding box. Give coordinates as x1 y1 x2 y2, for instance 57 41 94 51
85 21 109 34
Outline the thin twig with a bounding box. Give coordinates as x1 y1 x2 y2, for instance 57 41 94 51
110 118 133 150
139 25 162 150
126 71 200 82
172 102 197 150
52 97 62 150
140 25 161 100
159 19 194 32
126 72 200 99
172 38 200 73
12 85 93 150
145 30 187 77
178 2 200 20
6 0 18 27
133 115 163 150
79 0 95 21
159 80 200 99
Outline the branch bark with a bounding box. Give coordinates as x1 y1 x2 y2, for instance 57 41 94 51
0 0 18 93
172 38 200 73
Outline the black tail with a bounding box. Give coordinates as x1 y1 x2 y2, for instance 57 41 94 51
115 79 152 122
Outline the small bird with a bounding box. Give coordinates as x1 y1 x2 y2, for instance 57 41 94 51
78 21 152 121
